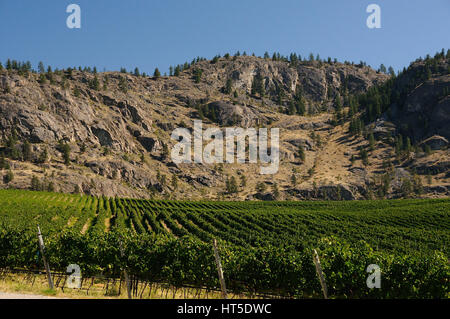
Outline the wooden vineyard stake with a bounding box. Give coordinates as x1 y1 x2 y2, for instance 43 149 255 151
213 238 227 299
124 271 132 299
313 249 328 299
119 241 132 299
37 225 54 290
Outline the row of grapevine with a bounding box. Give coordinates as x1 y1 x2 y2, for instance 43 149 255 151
0 225 447 298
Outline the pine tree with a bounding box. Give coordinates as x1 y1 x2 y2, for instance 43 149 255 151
405 137 412 156
395 135 403 157
46 66 54 84
226 176 238 193
153 68 161 78
58 141 71 165
294 85 306 115
47 181 55 192
291 173 297 186
161 143 169 160
0 156 7 170
174 65 181 76
6 130 18 158
38 73 47 84
230 176 238 193
160 174 167 187
38 61 45 74
193 68 202 83
171 174 178 190
288 101 295 115
224 78 233 94
272 183 280 199
360 148 369 166
400 178 412 197
240 175 246 187
256 182 266 193
89 76 100 90
388 66 395 77
251 73 265 97
22 140 32 161
335 96 342 112
73 86 80 97
3 170 13 184
368 133 375 151
296 98 306 115
30 175 41 190
38 148 48 164
298 145 305 162
211 55 220 64
119 76 128 93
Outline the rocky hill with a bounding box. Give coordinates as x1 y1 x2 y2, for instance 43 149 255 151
0 53 448 200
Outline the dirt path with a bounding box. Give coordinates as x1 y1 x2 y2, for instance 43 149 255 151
0 291 64 299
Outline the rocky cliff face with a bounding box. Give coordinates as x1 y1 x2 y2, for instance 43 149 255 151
386 59 450 142
0 55 448 200
198 57 387 104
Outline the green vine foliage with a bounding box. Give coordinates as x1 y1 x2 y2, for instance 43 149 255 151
0 190 448 298
0 226 448 298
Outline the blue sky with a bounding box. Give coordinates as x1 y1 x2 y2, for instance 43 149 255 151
0 0 449 74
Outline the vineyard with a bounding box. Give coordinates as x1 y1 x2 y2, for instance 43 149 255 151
0 189 449 298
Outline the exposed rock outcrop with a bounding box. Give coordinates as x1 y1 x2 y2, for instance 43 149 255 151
0 54 448 200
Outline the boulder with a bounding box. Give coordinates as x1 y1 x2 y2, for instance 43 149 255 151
423 185 449 195
288 184 358 200
371 119 396 140
206 101 258 127
181 174 214 187
286 138 314 150
419 135 448 150
137 136 161 153
254 192 276 201
91 127 114 147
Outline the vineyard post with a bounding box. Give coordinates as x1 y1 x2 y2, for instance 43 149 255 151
119 241 132 299
37 225 54 290
213 238 227 299
313 249 328 299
